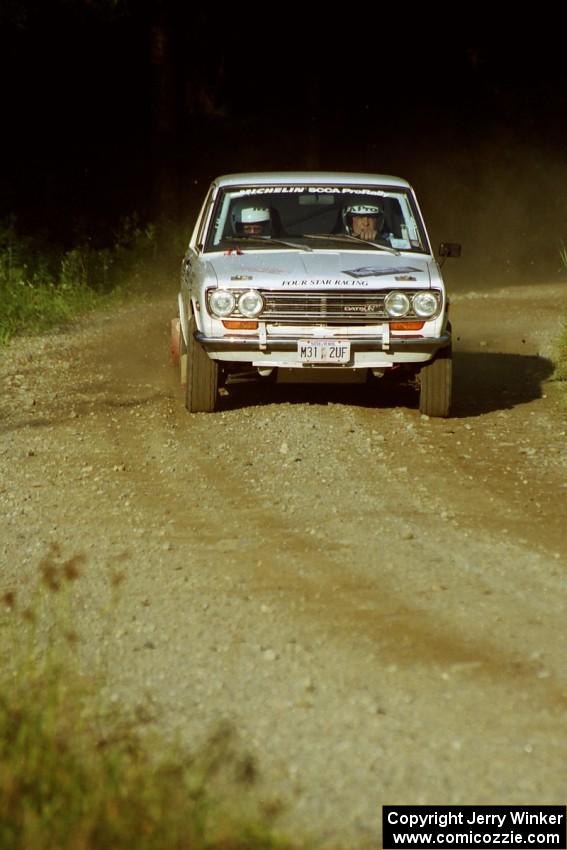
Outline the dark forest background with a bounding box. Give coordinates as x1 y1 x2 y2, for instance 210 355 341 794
2 4 567 289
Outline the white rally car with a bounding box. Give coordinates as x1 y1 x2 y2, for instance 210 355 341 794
172 172 460 416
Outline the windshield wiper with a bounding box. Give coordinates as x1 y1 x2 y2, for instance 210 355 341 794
303 233 400 255
224 236 313 252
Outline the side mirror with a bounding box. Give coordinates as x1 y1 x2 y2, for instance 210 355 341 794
438 242 462 259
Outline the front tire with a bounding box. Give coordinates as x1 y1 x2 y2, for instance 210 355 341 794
185 315 219 412
419 346 452 417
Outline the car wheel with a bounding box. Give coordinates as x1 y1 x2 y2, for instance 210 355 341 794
419 346 452 417
185 315 219 412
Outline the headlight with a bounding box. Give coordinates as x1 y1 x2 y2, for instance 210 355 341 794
238 289 264 318
412 292 439 318
209 289 236 317
384 291 410 318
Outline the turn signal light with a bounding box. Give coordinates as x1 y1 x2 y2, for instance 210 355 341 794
222 320 258 330
390 321 425 331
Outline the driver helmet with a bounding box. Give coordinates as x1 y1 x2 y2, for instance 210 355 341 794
231 205 272 236
342 203 384 235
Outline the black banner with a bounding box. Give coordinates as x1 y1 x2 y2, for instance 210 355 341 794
382 805 566 849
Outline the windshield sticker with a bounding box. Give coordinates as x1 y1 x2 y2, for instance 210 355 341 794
309 187 387 197
239 187 388 197
246 187 306 195
344 266 422 279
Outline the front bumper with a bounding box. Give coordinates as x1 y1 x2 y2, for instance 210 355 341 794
195 330 451 368
196 331 450 354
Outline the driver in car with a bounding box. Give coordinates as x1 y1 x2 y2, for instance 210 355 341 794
343 203 391 245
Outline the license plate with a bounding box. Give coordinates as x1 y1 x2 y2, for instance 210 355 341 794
298 339 351 364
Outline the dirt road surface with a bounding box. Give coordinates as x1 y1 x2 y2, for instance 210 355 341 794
1 281 567 848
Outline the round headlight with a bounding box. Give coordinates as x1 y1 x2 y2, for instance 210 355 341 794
209 289 236 317
412 292 439 318
384 291 410 318
238 289 264 318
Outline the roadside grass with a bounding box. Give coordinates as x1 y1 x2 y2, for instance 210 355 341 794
0 216 165 346
0 548 297 850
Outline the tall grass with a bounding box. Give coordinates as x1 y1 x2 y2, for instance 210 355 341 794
0 216 158 345
0 549 296 850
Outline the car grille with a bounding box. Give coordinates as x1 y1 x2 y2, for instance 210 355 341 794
261 290 392 324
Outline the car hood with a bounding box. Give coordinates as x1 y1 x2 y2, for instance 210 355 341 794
207 250 432 290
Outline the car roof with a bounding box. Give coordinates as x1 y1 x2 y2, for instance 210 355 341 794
213 172 412 189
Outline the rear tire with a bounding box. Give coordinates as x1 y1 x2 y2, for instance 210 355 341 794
419 346 452 417
185 315 219 412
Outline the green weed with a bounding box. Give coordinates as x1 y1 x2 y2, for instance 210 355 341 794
0 216 159 345
0 549 297 850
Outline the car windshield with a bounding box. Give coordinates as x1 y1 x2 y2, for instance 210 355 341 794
203 184 429 253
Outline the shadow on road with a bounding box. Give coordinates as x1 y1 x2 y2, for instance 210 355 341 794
452 351 554 418
219 351 555 418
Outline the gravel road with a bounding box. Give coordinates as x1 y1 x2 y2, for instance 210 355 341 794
1 281 567 848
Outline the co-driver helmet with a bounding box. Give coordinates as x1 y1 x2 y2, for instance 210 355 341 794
230 204 272 236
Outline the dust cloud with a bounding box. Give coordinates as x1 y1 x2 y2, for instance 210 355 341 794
390 134 567 294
